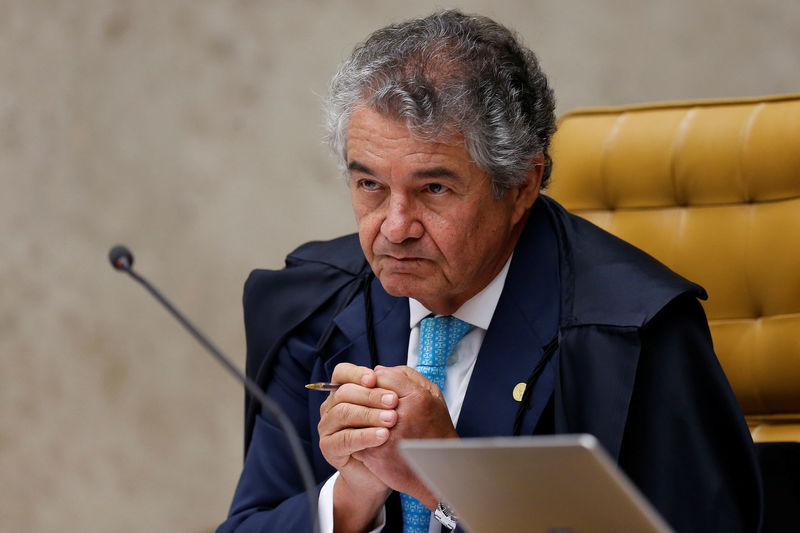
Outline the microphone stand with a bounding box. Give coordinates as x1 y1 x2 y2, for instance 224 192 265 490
109 246 319 533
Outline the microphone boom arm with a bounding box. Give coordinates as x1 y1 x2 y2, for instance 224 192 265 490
110 246 320 533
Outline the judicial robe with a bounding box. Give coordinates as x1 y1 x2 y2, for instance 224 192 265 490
220 195 762 533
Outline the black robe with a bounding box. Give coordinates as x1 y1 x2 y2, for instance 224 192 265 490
226 195 762 533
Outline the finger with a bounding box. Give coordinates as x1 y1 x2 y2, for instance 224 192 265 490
373 365 434 396
321 427 390 457
319 383 397 422
319 400 397 436
331 362 377 388
333 383 398 409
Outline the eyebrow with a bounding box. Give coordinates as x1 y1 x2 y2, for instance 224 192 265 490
412 167 460 180
347 161 461 180
347 161 374 175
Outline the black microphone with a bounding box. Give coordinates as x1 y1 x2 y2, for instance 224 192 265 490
108 245 320 532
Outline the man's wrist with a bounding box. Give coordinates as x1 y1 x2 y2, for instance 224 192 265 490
332 474 390 533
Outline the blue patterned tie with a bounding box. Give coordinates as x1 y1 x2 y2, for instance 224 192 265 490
401 315 471 533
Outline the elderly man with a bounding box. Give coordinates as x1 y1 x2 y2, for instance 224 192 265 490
219 10 761 533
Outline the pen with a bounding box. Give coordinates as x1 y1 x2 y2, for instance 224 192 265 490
305 382 341 391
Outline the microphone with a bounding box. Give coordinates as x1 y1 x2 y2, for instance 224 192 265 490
108 245 320 533
109 245 133 271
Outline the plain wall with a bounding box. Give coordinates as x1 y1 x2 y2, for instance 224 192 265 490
1 1 797 531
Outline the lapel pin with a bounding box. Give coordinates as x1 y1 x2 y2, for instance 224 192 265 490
512 382 526 402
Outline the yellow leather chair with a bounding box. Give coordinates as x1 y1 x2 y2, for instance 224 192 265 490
547 93 800 531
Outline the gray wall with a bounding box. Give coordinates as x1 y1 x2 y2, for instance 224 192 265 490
1 1 796 531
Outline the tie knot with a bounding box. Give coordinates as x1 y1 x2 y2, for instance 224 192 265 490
418 315 471 368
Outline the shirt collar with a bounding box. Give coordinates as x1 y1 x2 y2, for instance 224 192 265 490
408 254 512 331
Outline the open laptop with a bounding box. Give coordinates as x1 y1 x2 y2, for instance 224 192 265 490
399 434 673 533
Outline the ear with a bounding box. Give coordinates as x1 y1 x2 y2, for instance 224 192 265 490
510 154 545 225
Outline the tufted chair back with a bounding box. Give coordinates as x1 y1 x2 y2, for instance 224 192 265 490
546 94 800 443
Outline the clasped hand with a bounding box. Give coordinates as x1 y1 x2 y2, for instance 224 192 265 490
318 362 457 516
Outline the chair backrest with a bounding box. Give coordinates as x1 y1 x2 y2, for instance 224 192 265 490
547 94 800 442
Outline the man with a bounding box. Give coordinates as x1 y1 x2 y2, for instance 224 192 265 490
219 10 762 533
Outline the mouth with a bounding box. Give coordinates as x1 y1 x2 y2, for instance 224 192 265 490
375 253 429 271
377 251 431 263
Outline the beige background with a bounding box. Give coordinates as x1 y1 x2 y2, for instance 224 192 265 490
1 1 797 531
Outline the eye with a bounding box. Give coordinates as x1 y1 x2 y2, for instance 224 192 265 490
426 183 447 194
358 179 380 191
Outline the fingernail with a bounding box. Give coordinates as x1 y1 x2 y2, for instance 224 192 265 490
379 410 394 423
376 428 388 440
381 393 394 406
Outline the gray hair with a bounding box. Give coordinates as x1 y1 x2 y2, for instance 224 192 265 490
325 10 557 196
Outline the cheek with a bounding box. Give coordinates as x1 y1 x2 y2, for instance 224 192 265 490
427 218 474 263
351 192 384 233
356 208 381 232
355 211 381 257
438 209 506 262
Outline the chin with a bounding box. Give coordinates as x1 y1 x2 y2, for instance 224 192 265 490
376 272 430 300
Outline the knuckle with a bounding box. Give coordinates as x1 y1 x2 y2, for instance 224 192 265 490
337 402 365 426
369 388 385 405
375 365 393 377
331 362 351 380
341 430 355 451
358 405 374 424
338 382 357 396
338 402 354 422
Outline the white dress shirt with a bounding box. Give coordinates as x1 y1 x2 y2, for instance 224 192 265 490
319 257 512 533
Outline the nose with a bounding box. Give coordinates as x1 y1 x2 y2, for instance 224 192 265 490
380 193 424 243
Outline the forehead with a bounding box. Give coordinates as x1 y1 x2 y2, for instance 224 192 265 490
346 106 473 168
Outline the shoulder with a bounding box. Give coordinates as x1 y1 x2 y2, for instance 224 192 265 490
539 195 706 328
244 233 366 309
244 233 366 304
242 233 369 378
285 233 367 273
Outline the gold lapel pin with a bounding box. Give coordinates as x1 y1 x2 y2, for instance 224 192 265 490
512 382 526 402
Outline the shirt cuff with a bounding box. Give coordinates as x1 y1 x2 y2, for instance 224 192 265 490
318 471 387 533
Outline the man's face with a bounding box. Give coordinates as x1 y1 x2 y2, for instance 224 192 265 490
346 106 539 315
